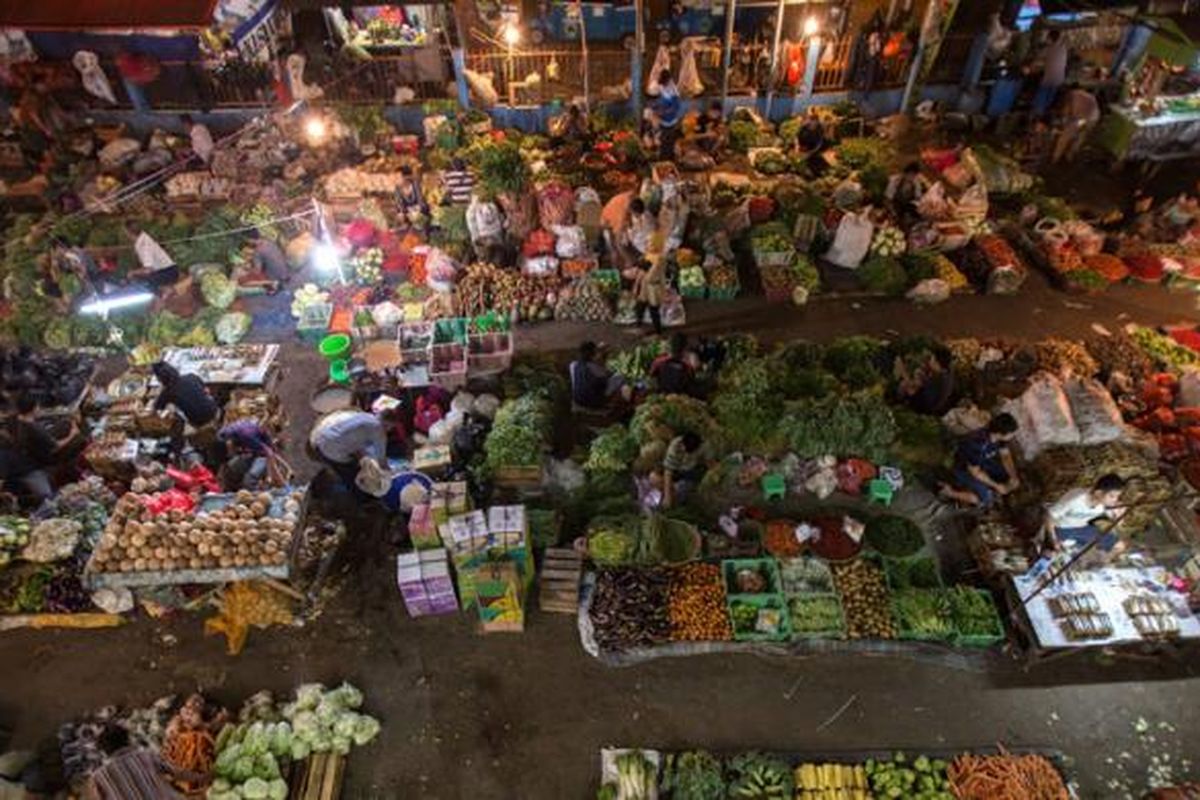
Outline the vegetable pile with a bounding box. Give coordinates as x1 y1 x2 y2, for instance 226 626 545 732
726 751 793 799
948 750 1069 799
589 568 672 651
892 589 955 640
946 587 1003 639
865 753 953 800
662 750 724 800
832 558 896 639
788 594 844 637
863 515 924 558
668 563 732 642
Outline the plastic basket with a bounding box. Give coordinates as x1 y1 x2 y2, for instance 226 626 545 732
787 592 846 640
589 269 621 295
949 587 1006 648
707 284 739 301
722 558 782 596
679 285 707 299
433 317 469 345
467 331 514 374
727 593 792 642
754 250 795 268
398 321 435 364
891 588 956 643
430 342 467 390
296 303 333 344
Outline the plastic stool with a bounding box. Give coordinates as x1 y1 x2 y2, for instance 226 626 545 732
761 473 786 501
867 479 894 506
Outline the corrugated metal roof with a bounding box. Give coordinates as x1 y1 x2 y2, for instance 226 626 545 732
0 0 219 31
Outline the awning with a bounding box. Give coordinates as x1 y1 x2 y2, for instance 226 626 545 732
0 0 219 31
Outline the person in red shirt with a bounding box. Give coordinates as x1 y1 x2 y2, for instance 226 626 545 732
649 333 698 396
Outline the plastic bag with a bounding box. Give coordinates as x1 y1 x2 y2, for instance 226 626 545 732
473 394 501 420
99 138 141 168
466 197 503 244
1065 377 1125 445
677 38 704 97
917 181 949 219
954 184 989 224
805 463 839 499
463 69 499 107
824 210 874 269
1010 373 1080 458
942 403 991 436
906 278 950 304
646 46 671 96
551 225 587 259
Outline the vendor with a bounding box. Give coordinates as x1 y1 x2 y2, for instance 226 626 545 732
692 101 725 155
793 109 830 176
599 192 647 271
308 409 387 489
51 238 103 292
633 255 666 336
152 362 220 429
654 69 684 160
394 165 428 230
650 333 698 396
662 431 707 508
1052 84 1100 164
1 394 77 503
570 341 629 411
939 413 1020 508
1040 474 1126 560
893 348 955 416
217 419 276 491
245 228 290 286
553 104 592 146
886 162 928 227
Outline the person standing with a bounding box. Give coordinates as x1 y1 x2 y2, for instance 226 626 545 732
1053 84 1100 163
182 114 215 166
654 69 683 161
1032 29 1069 118
633 255 666 336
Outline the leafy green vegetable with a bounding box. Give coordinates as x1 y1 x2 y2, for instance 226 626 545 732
726 752 793 799
465 139 530 198
892 589 955 638
864 515 925 557
662 750 725 800
779 392 897 462
946 586 1002 637
859 255 909 296
585 426 639 473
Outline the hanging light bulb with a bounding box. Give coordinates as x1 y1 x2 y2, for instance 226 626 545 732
502 22 521 47
803 17 820 38
303 114 328 145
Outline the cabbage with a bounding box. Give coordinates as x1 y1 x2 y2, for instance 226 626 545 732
215 312 252 344
331 735 351 756
268 778 288 800
290 739 311 761
291 710 319 740
314 699 342 726
200 269 237 309
326 682 364 710
232 755 255 782
293 683 326 711
269 721 292 757
242 777 270 799
210 778 231 793
207 791 239 800
332 712 359 739
254 753 280 781
351 715 380 746
309 732 332 753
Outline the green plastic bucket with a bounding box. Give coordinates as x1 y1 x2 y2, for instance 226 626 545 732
319 333 352 361
329 359 350 384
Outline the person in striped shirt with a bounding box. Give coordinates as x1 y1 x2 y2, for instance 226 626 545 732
441 158 475 204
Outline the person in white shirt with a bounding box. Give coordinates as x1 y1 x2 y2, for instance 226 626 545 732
1041 473 1125 557
182 114 214 166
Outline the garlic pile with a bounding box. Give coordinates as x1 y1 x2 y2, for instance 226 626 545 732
90 490 302 574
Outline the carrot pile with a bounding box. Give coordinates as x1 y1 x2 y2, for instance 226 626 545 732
162 729 216 786
948 747 1069 800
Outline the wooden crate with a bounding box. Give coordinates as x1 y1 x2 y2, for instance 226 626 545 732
493 464 542 490
289 752 346 800
539 548 582 614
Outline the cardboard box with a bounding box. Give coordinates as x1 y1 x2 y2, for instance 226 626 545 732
433 481 470 515
395 549 459 617
409 504 441 550
413 444 452 473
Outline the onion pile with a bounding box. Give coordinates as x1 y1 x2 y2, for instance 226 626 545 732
90 491 301 574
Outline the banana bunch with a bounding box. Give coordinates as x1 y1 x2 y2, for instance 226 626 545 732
793 763 869 800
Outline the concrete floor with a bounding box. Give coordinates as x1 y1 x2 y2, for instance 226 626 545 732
3 272 1200 798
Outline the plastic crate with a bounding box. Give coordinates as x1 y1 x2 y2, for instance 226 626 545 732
778 556 835 595
467 331 514 374
679 285 707 299
434 317 469 345
891 588 956 643
787 593 846 640
296 302 333 344
948 587 1006 648
398 321 435 364
727 593 792 642
589 269 621 295
430 342 467 390
754 250 795 268
708 284 739 300
722 558 782 596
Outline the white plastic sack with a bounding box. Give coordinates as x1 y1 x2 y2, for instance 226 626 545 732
286 53 324 101
1010 372 1080 459
73 51 116 104
1179 369 1200 407
1065 377 1125 445
466 197 504 243
906 278 950 304
98 138 141 168
423 114 449 147
805 465 839 499
942 403 991 436
522 255 559 277
824 210 874 269
678 38 704 98
463 69 499 107
646 46 671 96
134 232 174 270
954 184 989 224
451 392 475 414
551 224 587 259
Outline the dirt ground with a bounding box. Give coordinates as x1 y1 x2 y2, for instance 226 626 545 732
3 272 1200 798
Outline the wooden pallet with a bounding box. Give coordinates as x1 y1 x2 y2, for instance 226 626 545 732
289 752 346 800
539 548 583 614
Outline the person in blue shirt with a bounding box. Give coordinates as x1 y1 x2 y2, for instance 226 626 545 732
654 69 683 160
939 413 1021 508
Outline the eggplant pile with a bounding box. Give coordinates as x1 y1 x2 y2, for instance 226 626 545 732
0 348 94 409
589 568 671 651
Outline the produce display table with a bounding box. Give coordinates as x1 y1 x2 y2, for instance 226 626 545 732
1008 565 1200 653
162 344 280 387
1098 104 1200 162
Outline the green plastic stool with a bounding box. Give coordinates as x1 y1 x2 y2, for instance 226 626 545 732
761 473 786 501
867 479 894 506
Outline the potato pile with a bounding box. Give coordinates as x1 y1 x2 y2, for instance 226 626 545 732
90 490 301 574
832 558 897 640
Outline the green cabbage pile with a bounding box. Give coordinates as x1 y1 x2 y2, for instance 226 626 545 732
200 270 237 309
215 312 252 345
207 682 380 800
